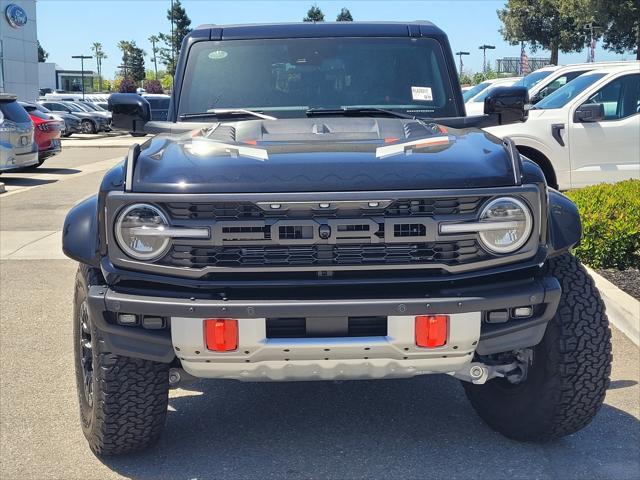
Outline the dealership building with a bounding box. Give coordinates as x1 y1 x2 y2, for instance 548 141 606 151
0 0 38 100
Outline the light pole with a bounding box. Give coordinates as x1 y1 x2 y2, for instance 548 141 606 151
72 54 92 100
583 22 602 62
170 0 175 72
478 44 495 74
455 51 470 78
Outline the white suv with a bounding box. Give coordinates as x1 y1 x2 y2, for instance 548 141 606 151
486 64 640 189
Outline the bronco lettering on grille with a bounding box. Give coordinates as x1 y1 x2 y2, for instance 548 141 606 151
210 217 437 246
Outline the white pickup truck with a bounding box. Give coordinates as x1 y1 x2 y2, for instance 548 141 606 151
486 64 640 189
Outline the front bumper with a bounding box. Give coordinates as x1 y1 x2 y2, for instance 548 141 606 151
86 275 561 381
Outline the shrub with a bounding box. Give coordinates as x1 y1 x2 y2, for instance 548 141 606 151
565 180 640 269
119 78 137 93
143 79 163 94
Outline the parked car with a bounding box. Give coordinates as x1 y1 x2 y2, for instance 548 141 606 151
20 101 82 137
74 101 112 124
463 77 521 104
515 61 637 104
465 77 520 115
0 94 38 171
39 101 110 134
68 21 610 455
27 108 63 166
486 64 640 189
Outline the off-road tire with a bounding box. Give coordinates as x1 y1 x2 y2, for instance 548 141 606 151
463 253 612 441
73 264 169 455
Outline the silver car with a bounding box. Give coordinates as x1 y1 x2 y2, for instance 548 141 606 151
0 94 38 171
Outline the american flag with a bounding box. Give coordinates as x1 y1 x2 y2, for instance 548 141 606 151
520 42 530 75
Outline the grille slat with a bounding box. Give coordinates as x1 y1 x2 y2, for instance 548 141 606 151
165 240 481 268
163 197 484 220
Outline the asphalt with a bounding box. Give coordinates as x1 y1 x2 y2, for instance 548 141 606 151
0 146 639 480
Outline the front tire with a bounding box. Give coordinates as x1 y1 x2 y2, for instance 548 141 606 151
80 119 96 134
464 254 612 441
73 265 169 455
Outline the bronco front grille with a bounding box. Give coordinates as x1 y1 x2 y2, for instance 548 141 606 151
162 240 483 269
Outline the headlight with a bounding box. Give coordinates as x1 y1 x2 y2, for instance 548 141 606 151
478 197 533 254
115 204 170 260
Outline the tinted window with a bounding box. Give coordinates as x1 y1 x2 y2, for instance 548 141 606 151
180 37 458 119
0 101 31 123
29 109 52 120
535 73 606 110
583 74 640 120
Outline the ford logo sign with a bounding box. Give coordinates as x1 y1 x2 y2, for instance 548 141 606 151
5 4 28 29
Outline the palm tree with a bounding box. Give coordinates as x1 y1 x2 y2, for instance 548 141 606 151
91 42 107 92
148 35 160 80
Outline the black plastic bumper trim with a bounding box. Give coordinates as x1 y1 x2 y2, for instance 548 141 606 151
86 276 561 363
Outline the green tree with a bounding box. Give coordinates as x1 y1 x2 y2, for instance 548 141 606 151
37 41 48 62
497 0 590 65
117 40 146 84
592 0 639 60
158 0 192 75
336 7 353 21
148 35 160 80
303 4 325 22
91 42 107 91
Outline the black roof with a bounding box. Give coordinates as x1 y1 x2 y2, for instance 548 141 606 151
190 21 445 40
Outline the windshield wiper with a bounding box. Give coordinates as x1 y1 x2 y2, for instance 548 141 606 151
306 107 422 121
179 108 277 121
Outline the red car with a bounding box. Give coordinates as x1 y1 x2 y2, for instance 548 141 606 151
28 109 63 166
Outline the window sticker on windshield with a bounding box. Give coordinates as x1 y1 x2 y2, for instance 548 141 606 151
411 86 433 101
208 50 228 60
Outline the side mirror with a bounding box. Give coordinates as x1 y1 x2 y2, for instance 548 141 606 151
484 86 529 125
574 103 604 123
529 92 541 105
108 93 150 134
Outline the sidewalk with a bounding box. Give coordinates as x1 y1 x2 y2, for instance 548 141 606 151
588 267 640 347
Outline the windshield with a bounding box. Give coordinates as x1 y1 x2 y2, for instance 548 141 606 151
64 103 84 112
462 82 491 102
179 37 458 119
535 73 606 109
71 103 92 112
516 69 553 90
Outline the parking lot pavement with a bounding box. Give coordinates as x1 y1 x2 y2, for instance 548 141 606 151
1 146 639 480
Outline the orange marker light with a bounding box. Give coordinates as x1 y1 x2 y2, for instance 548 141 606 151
204 319 238 351
415 315 448 348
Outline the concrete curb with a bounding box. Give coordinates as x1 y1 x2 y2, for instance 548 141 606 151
587 267 640 347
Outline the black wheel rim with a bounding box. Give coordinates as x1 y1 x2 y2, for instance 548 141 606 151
79 301 94 407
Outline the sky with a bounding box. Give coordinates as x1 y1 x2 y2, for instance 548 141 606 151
36 0 634 80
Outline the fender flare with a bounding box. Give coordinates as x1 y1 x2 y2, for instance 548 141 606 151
547 189 582 256
62 194 101 267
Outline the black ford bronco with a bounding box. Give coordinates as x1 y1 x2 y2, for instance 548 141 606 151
63 22 611 455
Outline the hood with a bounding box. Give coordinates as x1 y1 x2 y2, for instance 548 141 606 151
131 118 518 193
